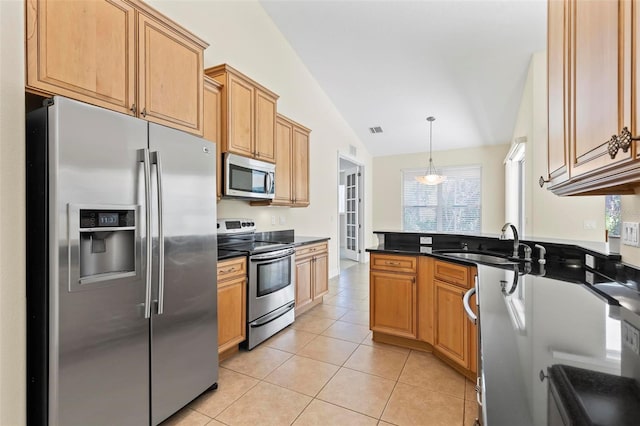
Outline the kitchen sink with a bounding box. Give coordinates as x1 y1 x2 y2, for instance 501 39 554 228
435 251 520 265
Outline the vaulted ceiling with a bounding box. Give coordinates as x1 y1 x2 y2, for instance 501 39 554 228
261 0 547 157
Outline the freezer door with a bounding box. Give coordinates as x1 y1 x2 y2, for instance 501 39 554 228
48 97 150 425
148 123 218 424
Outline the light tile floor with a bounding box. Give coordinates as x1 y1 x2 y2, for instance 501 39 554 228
162 263 479 426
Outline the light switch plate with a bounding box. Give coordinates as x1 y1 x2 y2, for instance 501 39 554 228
623 321 640 355
622 222 640 246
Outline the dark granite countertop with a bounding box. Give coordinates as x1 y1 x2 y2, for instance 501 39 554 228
548 364 640 425
217 249 247 261
254 229 329 247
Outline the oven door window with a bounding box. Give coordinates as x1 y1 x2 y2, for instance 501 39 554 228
229 164 270 194
256 257 292 297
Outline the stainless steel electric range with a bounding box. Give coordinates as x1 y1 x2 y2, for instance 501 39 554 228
217 218 295 349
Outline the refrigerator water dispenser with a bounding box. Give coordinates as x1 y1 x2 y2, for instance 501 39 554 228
70 206 138 287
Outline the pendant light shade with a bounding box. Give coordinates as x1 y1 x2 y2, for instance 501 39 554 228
415 116 446 185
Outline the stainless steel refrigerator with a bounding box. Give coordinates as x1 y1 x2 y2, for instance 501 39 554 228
26 96 218 425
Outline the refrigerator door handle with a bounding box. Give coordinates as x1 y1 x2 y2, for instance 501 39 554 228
152 151 165 315
140 148 153 319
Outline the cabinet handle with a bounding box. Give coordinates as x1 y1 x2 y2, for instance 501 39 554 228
220 267 237 274
538 176 549 188
141 108 147 118
385 261 400 265
130 104 137 115
618 126 640 153
608 127 640 159
608 133 620 159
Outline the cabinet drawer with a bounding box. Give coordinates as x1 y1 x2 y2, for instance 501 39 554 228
370 253 417 273
217 257 247 282
295 242 328 259
434 260 470 288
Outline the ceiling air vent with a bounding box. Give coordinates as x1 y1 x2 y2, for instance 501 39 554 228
369 126 383 134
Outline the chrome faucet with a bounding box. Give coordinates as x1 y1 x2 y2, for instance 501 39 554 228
500 222 520 258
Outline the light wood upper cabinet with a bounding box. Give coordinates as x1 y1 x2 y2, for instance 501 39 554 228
252 113 311 207
26 0 136 114
137 12 203 134
26 0 207 136
292 126 311 206
205 64 278 163
546 0 640 195
203 76 222 200
547 0 570 185
273 118 293 204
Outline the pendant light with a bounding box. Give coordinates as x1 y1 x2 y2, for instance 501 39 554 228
415 116 446 185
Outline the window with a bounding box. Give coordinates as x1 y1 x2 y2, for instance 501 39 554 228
605 195 621 237
402 165 482 232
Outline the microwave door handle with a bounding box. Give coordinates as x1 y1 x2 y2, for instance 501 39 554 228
152 151 165 315
264 172 272 194
139 148 152 319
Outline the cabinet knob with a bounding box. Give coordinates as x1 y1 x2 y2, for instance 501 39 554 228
130 104 137 115
141 108 147 118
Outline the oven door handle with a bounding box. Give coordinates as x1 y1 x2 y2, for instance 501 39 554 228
250 248 295 261
249 301 295 328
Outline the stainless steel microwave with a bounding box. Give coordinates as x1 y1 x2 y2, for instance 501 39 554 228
224 153 275 199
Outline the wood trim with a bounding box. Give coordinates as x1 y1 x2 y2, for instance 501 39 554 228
276 113 312 134
218 345 239 363
370 253 417 274
205 63 279 100
125 0 209 48
372 331 433 352
417 256 434 344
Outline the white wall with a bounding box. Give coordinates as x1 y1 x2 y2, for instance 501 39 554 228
0 1 26 424
372 144 510 234
512 51 605 243
148 0 374 277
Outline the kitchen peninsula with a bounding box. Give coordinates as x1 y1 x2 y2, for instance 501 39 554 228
367 231 640 425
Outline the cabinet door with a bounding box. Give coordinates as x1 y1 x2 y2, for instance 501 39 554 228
434 279 469 369
26 0 136 114
274 118 293 204
370 271 416 339
570 0 632 178
292 127 310 206
217 275 247 353
227 74 255 157
204 78 222 199
295 258 313 312
312 253 329 299
138 13 204 136
547 0 570 184
255 90 277 163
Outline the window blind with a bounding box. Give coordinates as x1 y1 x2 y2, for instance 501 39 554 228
402 165 482 232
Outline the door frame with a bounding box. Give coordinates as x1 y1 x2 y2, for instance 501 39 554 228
337 153 365 272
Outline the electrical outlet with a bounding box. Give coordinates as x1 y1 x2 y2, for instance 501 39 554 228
420 236 432 245
622 222 640 246
585 254 595 269
583 220 597 230
623 321 640 356
271 215 276 226
279 216 285 225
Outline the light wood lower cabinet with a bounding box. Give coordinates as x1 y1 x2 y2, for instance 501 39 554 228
295 242 329 315
369 253 477 379
434 279 469 369
370 270 416 339
217 257 247 356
